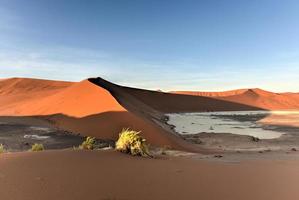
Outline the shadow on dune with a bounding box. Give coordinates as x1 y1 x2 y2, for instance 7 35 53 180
47 111 160 139
0 112 160 142
83 78 274 152
88 77 267 114
45 111 203 151
0 111 221 152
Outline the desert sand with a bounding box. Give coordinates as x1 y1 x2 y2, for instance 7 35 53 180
1 150 299 200
1 77 299 200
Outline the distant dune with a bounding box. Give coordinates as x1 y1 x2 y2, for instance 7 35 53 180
172 88 299 110
1 77 299 150
173 89 249 97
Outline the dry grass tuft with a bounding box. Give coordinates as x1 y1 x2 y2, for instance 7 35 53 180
0 144 5 154
79 136 97 150
31 143 44 152
115 128 151 157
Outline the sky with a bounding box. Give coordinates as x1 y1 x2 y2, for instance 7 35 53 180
0 0 299 92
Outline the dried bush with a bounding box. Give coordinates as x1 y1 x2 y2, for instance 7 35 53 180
31 143 44 152
79 136 97 150
115 128 151 157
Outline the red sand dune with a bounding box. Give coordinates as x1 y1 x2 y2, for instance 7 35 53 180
0 78 194 150
172 88 299 110
1 77 299 150
0 78 124 117
0 78 73 115
99 80 262 113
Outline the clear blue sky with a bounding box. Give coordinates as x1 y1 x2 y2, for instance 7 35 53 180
0 0 299 92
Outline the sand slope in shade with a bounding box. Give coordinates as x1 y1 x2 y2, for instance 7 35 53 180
0 150 298 200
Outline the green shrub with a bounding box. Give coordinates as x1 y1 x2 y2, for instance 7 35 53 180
115 128 151 157
31 143 44 152
79 136 97 150
0 144 5 154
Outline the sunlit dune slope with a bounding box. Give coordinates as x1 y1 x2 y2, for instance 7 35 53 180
0 78 74 115
0 78 125 117
0 77 192 149
21 79 126 117
0 77 72 95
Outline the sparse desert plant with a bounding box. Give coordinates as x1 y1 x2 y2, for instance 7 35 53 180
115 128 151 157
31 143 44 152
79 136 97 150
0 144 5 154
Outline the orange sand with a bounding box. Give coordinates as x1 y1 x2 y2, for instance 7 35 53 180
1 77 299 150
0 150 299 200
